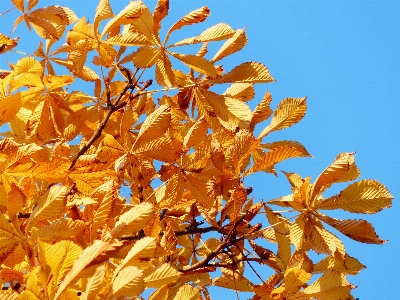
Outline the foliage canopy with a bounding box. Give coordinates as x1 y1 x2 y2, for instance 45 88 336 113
0 0 393 299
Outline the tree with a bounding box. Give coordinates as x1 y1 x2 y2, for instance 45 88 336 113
0 0 393 299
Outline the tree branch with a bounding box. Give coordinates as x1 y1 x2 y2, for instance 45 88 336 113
68 80 152 170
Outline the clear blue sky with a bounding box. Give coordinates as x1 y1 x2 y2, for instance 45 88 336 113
1 0 399 299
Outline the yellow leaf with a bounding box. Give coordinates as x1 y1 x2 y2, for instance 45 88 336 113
246 140 311 175
144 263 181 288
311 224 346 257
210 62 274 84
155 51 174 87
223 83 255 101
54 240 126 299
105 32 152 46
32 218 86 242
39 240 82 299
108 266 144 298
314 254 365 275
282 267 311 295
134 136 180 162
212 29 247 62
0 290 19 299
118 237 157 270
170 23 235 47
311 152 360 201
26 185 69 230
183 117 208 150
212 273 253 292
258 97 306 139
153 0 169 36
13 57 43 76
173 285 201 300
135 104 171 146
29 6 78 26
0 93 23 126
300 271 353 300
94 0 114 32
316 179 393 214
170 52 218 76
109 202 154 238
11 0 24 12
101 2 145 38
250 90 272 131
66 18 95 46
84 264 106 300
0 33 19 54
132 47 161 68
318 214 385 244
165 6 210 44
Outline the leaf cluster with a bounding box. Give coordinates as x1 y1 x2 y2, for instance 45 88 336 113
0 0 393 299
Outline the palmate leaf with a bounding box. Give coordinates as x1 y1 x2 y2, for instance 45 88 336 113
258 97 307 139
212 29 248 63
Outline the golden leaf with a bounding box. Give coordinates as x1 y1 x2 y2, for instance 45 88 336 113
0 33 19 54
132 47 161 68
84 264 107 300
173 285 201 300
210 62 274 84
135 104 171 146
258 97 306 139
26 185 69 230
316 179 393 214
101 2 145 38
314 254 365 275
183 117 208 150
54 240 126 299
38 240 82 299
250 90 272 131
223 83 255 101
310 152 360 201
105 32 152 46
165 6 210 44
153 0 169 36
108 266 144 298
11 0 24 12
169 52 218 76
212 273 253 292
32 218 86 242
144 263 181 288
155 51 174 87
170 23 235 47
246 140 311 175
94 0 114 32
109 202 154 238
300 271 353 300
318 214 385 244
212 29 247 62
